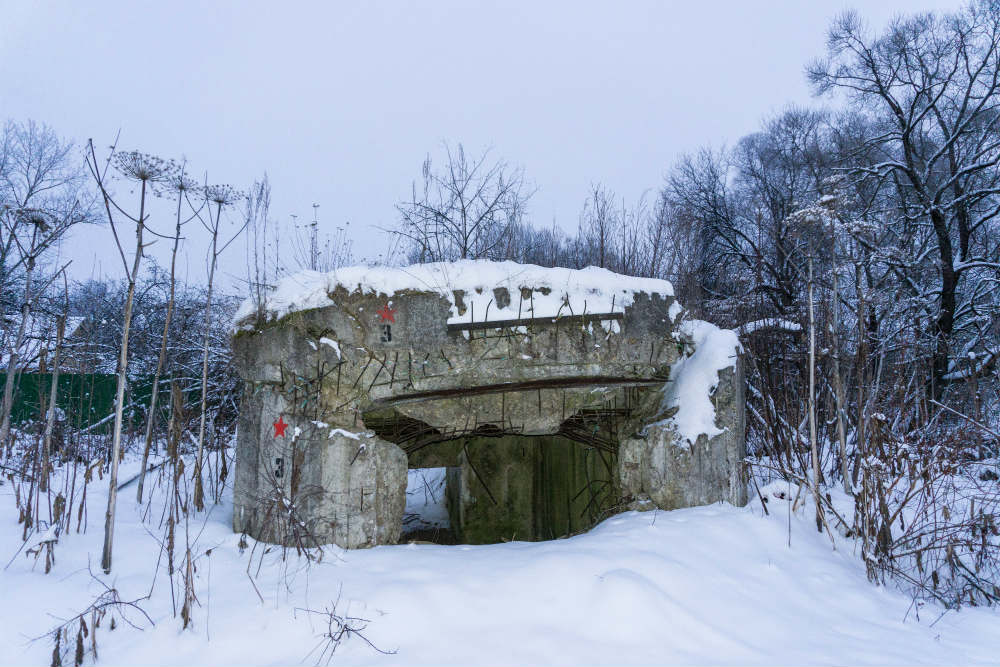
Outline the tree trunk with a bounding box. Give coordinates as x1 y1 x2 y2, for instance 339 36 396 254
929 209 957 400
40 314 65 494
0 254 35 456
829 219 850 495
852 261 868 488
193 202 220 511
137 195 183 504
102 180 146 574
831 264 850 495
808 254 822 531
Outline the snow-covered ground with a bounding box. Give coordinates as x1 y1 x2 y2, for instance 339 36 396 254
1 458 998 666
402 468 449 537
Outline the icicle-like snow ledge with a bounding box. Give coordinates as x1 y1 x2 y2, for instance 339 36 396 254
656 319 742 448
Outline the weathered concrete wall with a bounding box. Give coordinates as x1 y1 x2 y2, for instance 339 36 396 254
232 383 407 548
232 290 682 415
231 266 746 548
445 435 618 544
619 361 747 510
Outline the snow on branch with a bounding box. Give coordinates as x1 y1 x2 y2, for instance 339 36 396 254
737 318 803 336
942 347 1000 383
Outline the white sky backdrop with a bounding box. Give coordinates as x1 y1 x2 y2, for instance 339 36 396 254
1 0 960 291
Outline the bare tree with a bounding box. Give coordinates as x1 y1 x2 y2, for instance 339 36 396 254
0 120 89 454
396 143 532 262
667 108 832 319
809 3 1000 395
644 192 709 308
578 184 619 270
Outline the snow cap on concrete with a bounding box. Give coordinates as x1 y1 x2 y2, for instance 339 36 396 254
661 319 742 447
234 260 675 330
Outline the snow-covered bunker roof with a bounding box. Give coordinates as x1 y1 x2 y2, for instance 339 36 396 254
235 260 676 330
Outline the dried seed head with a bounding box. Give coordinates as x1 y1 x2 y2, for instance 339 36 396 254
203 183 243 207
155 171 198 198
112 151 176 183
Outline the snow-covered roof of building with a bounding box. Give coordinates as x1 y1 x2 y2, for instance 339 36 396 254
235 260 675 330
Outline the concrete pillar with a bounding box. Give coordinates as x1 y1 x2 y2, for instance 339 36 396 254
619 361 747 510
233 386 407 548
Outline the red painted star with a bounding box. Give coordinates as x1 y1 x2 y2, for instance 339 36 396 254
273 415 288 438
376 304 397 322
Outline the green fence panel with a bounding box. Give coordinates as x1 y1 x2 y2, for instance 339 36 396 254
0 373 170 432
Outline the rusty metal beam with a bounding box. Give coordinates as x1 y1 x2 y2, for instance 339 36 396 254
371 375 665 407
446 312 623 333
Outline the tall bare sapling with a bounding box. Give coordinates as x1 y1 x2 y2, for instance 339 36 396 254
87 141 175 573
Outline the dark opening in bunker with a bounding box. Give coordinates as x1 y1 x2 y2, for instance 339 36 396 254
367 409 621 545
447 434 620 544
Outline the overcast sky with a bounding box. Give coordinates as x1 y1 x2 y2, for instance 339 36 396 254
2 0 961 290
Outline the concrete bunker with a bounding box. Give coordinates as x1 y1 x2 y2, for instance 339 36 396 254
231 261 746 548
